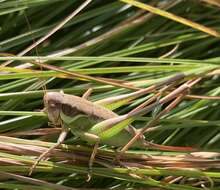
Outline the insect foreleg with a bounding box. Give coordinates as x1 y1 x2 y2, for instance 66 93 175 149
29 126 69 175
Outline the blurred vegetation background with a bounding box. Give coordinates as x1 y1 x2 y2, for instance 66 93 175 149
1 0 220 189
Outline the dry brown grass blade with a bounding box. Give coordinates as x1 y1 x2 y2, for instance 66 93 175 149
28 60 140 90
201 0 220 7
2 128 61 137
1 136 220 170
120 0 220 37
0 171 77 190
2 0 93 67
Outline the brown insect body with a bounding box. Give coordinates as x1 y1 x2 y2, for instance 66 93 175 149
44 92 143 147
44 92 117 119
44 92 195 151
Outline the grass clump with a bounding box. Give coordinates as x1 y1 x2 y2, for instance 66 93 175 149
1 1 220 189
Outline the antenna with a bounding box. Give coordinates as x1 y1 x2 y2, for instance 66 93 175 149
19 0 93 96
23 11 47 95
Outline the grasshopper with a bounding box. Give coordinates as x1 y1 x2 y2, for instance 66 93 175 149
1 1 203 178
29 78 194 176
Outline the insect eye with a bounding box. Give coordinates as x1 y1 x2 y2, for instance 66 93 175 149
49 102 61 108
50 103 56 108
